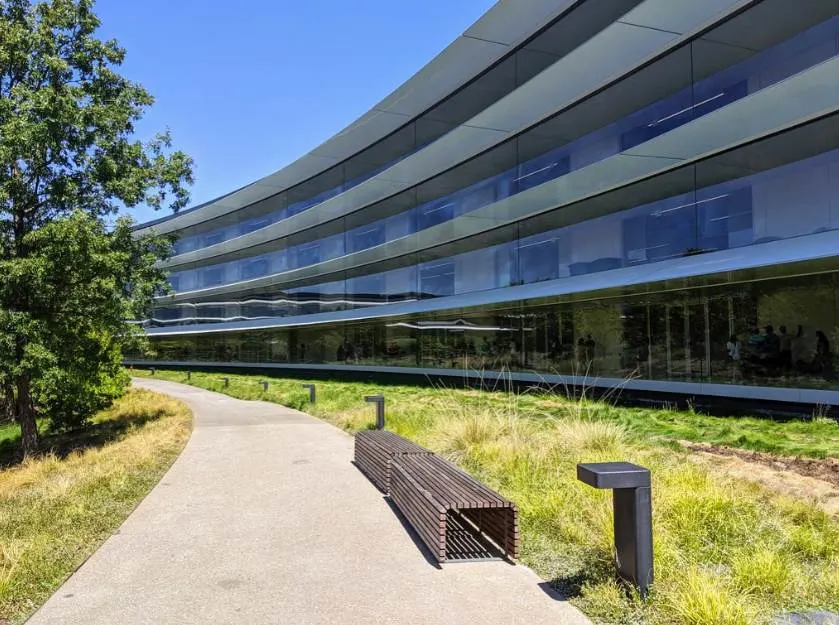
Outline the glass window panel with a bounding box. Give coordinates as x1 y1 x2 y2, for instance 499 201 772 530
419 260 454 298
241 255 270 280
347 221 386 254
200 267 224 287
146 271 839 395
346 273 386 305
383 266 418 302
519 234 560 284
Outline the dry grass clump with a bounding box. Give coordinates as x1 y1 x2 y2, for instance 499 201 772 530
663 569 758 625
329 406 375 431
554 418 629 454
0 389 191 624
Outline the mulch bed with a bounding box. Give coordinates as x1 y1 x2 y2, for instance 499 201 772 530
680 441 839 488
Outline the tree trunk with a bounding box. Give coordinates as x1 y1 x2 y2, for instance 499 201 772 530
16 376 38 457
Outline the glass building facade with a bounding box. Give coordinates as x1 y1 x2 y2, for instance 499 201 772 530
132 0 839 407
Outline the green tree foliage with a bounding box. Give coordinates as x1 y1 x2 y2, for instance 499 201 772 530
0 0 193 455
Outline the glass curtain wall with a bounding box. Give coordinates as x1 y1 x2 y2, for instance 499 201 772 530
155 145 839 325
140 271 839 391
167 12 839 291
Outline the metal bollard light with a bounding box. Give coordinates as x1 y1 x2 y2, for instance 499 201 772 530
364 395 385 430
150 367 156 375
576 462 653 598
302 384 316 403
260 380 269 392
222 377 229 388
186 371 191 381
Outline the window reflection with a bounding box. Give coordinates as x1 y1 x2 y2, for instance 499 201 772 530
162 145 839 319
170 13 839 267
138 272 839 394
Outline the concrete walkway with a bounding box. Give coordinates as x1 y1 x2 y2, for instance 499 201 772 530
27 379 591 625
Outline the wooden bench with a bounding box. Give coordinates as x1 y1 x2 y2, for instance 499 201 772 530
390 454 519 563
353 430 432 494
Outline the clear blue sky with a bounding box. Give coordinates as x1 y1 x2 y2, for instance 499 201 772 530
95 0 496 224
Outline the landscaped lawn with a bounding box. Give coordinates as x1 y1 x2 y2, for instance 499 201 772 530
0 422 18 448
134 368 839 624
133 368 839 459
0 389 192 624
0 420 49 466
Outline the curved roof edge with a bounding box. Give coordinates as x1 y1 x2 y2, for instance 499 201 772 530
137 0 580 234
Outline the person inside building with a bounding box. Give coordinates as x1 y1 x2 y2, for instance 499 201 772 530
763 325 780 365
815 330 833 379
576 337 586 368
585 334 596 364
791 325 810 371
726 334 741 362
725 334 742 381
778 325 792 371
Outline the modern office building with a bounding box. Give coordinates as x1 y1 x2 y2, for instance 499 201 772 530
131 0 839 410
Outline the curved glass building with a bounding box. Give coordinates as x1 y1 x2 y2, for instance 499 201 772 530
131 0 839 409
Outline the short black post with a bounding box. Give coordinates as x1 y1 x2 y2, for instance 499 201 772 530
150 367 155 376
364 395 385 430
260 380 269 392
577 462 653 598
302 384 316 403
222 377 229 388
186 371 191 381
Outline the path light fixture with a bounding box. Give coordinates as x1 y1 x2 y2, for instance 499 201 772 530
577 462 653 598
364 395 385 430
302 384 316 403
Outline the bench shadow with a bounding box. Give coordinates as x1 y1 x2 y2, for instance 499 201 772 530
383 498 444 569
350 460 442 569
0 409 166 469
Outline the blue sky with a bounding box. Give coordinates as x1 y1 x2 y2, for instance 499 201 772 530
95 0 496 224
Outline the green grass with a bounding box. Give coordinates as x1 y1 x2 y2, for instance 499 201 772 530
597 404 839 459
134 368 839 459
0 389 192 624
0 419 49 448
0 422 18 447
134 368 839 624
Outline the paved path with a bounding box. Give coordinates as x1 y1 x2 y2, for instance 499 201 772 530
28 379 591 625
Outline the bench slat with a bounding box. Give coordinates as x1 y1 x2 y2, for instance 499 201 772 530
395 455 512 509
417 455 508 506
354 430 432 494
355 430 519 562
399 457 471 509
390 461 446 558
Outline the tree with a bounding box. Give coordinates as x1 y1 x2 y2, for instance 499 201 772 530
0 0 193 456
